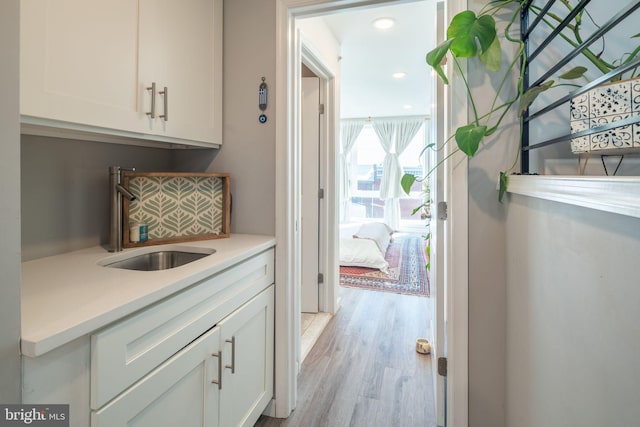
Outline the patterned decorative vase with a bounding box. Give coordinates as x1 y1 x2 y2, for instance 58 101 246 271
570 77 640 154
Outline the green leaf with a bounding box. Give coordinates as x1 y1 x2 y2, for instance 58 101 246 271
426 39 454 84
455 124 487 157
498 171 508 203
558 66 587 80
424 231 431 270
479 34 502 72
447 11 497 58
401 173 417 195
411 205 423 216
518 80 554 116
632 33 640 38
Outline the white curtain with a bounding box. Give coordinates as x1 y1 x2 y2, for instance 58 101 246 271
395 118 424 172
372 119 398 228
373 118 423 230
372 119 396 196
340 120 364 222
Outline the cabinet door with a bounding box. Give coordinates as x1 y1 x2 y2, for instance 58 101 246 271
219 286 274 427
92 326 221 427
20 0 144 134
139 0 222 145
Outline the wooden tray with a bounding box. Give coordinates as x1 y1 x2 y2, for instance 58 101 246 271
122 172 230 248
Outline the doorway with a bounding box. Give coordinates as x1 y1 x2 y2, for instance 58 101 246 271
297 1 439 423
300 68 334 364
274 0 470 425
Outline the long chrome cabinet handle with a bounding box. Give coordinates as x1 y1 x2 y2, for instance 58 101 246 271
159 86 168 121
146 82 156 118
211 351 222 390
225 337 235 374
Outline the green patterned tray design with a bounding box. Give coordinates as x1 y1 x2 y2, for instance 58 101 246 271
128 176 225 239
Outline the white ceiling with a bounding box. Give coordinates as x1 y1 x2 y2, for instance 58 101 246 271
301 1 438 119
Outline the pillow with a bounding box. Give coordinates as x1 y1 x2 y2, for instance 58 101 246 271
339 238 389 273
353 222 393 255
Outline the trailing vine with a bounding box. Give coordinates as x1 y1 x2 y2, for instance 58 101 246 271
401 0 640 205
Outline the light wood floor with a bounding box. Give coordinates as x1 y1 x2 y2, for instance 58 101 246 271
255 286 436 427
300 312 332 363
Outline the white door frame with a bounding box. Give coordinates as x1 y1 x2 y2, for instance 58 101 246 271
274 2 469 426
300 39 338 316
443 1 469 424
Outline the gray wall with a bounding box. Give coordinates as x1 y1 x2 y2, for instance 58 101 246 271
206 0 277 236
0 0 22 403
465 116 510 424
505 196 640 427
465 1 523 424
472 2 640 426
21 136 219 261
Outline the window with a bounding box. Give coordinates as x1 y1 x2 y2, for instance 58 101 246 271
346 123 427 229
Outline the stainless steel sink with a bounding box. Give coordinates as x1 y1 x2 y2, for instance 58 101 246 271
102 249 215 271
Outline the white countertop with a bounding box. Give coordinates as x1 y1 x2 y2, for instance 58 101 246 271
21 234 276 358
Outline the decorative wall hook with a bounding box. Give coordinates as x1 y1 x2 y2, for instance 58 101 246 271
259 77 268 111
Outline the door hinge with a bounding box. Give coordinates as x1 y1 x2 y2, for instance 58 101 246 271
437 201 448 221
438 357 448 377
319 104 325 114
317 273 324 284
318 188 325 199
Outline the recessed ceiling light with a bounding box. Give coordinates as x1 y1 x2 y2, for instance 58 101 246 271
373 18 395 30
393 72 407 79
403 105 413 110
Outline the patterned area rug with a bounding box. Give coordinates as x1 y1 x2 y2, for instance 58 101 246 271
339 234 430 297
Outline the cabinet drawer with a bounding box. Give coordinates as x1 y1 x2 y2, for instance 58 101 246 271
92 326 221 427
91 249 274 409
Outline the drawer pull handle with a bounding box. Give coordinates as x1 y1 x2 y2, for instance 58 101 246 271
146 82 156 118
211 351 222 390
159 86 168 121
225 337 235 374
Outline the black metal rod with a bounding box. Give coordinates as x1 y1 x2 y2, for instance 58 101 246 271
523 0 556 39
529 0 592 62
523 115 640 151
525 56 640 123
521 3 531 173
521 0 535 10
530 1 640 88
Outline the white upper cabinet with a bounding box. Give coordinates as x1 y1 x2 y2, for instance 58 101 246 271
139 0 222 144
20 0 142 134
20 0 222 147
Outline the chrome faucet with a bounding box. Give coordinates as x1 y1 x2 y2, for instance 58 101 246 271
109 166 137 252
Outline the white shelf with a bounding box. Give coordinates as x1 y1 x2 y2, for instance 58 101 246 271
507 175 640 219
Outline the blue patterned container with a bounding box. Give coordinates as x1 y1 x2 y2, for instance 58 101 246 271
139 224 149 242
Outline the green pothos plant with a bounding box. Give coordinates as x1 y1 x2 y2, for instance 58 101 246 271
401 0 640 205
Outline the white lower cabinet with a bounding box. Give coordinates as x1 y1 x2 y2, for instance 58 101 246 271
219 286 274 427
92 285 274 427
92 326 222 427
22 248 274 427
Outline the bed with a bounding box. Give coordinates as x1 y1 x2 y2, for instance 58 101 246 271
339 222 393 273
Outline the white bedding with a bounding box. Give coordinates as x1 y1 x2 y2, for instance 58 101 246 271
339 238 389 273
352 222 393 254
